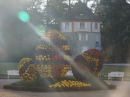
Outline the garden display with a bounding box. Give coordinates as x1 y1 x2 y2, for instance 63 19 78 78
18 30 71 80
18 58 40 81
72 49 105 80
35 30 71 78
4 30 115 92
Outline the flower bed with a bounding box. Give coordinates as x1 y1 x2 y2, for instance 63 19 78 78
3 77 116 92
3 84 116 92
72 49 105 80
4 30 116 92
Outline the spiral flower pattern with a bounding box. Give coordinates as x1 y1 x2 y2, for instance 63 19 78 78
35 30 71 78
18 58 40 81
72 49 105 80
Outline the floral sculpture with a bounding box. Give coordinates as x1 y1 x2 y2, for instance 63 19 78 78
84 49 105 75
15 30 109 91
18 30 71 80
35 30 71 78
18 58 40 81
72 49 105 80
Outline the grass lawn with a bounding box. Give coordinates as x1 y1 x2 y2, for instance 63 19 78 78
0 62 18 74
100 65 130 75
0 62 19 79
99 65 130 81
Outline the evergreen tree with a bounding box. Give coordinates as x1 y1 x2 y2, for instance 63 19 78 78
95 0 130 63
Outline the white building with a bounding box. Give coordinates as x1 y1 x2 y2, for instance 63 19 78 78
60 1 101 58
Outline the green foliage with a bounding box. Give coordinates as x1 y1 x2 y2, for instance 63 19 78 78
0 63 18 74
95 0 130 46
122 29 130 45
95 0 130 63
21 0 95 30
100 65 130 75
21 0 70 30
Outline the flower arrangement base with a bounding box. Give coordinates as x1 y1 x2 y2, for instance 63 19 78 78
3 77 116 92
3 84 116 92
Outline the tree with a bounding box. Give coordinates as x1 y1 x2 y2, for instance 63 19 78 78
19 0 70 31
95 0 130 63
22 0 96 30
0 1 40 62
0 0 73 62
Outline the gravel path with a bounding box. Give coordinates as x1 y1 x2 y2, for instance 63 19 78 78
0 79 130 97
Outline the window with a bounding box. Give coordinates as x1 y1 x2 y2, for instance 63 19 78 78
64 22 71 29
95 41 99 50
96 35 99 41
96 42 99 47
80 22 85 29
78 22 87 29
93 22 99 29
95 36 99 49
81 34 86 40
79 34 88 41
95 23 98 29
65 22 69 29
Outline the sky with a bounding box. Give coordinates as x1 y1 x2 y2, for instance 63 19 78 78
38 0 94 9
126 0 130 4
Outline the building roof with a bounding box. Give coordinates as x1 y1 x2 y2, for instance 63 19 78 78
61 1 100 21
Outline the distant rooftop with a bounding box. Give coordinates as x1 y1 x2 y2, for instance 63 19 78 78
62 1 100 21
